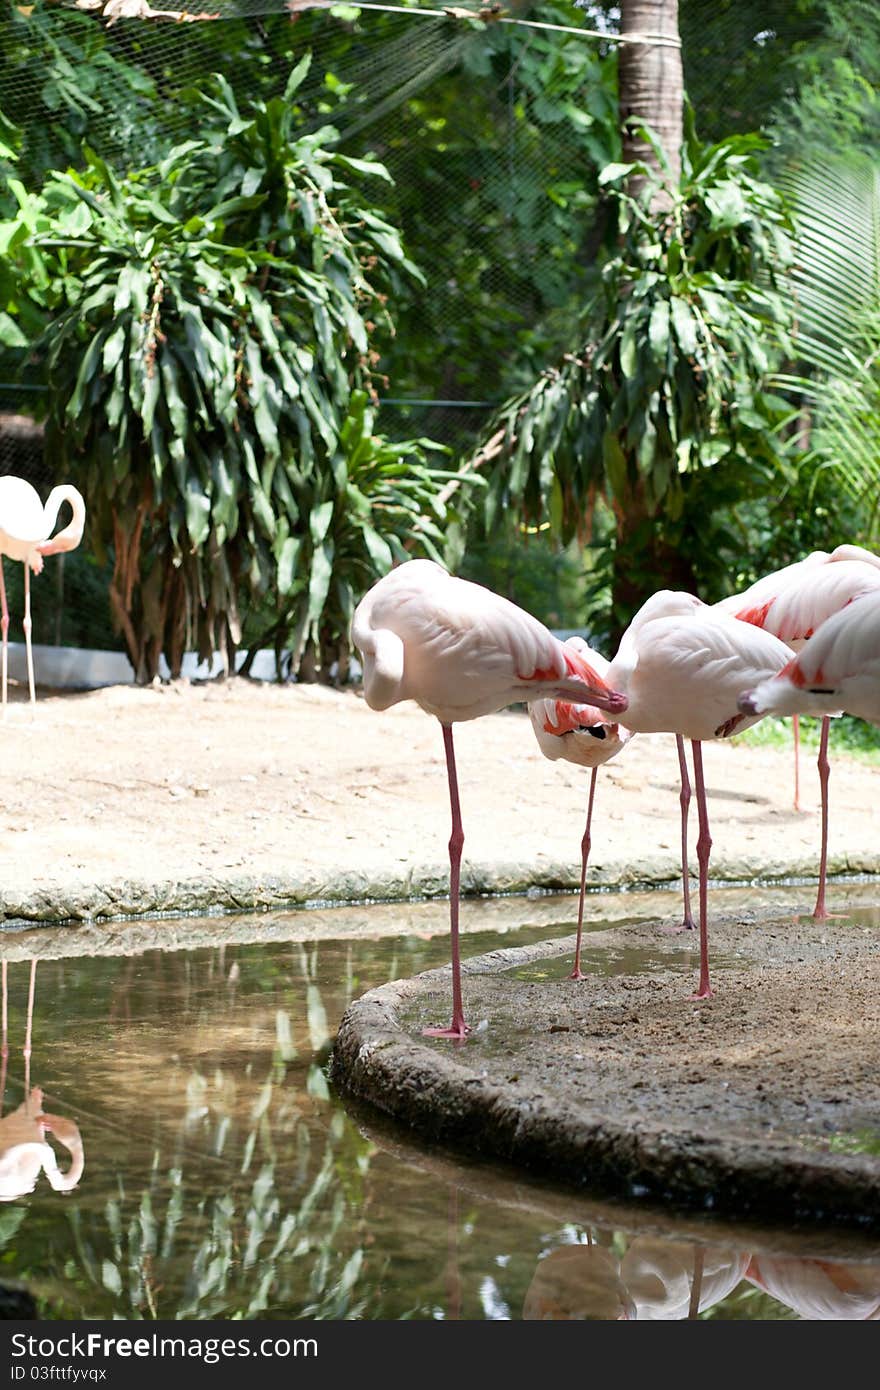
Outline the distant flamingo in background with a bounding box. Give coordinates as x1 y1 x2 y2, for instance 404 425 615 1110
352 559 628 1038
0 477 86 714
717 547 880 919
603 591 792 998
529 636 634 979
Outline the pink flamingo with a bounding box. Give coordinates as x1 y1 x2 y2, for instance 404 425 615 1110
529 636 634 979
0 477 86 713
718 549 880 919
352 559 628 1039
603 591 792 998
739 585 880 731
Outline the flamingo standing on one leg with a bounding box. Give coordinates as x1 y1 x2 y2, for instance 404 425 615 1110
528 636 634 979
716 551 880 919
0 477 86 715
351 559 628 1039
603 591 792 998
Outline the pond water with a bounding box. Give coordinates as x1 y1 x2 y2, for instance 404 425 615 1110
0 886 878 1322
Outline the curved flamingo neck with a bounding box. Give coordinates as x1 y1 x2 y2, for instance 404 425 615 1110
38 486 86 555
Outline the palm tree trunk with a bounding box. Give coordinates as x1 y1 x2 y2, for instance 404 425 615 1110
618 0 683 207
607 1 685 641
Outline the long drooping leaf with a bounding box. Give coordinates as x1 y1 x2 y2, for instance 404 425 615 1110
780 153 880 372
775 152 880 518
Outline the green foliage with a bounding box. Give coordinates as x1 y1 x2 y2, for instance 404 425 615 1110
769 152 880 541
716 460 869 606
738 713 880 760
240 388 465 680
680 0 826 144
1 548 122 651
0 3 165 182
459 526 593 632
355 1 621 403
8 61 460 681
479 120 798 634
768 0 880 159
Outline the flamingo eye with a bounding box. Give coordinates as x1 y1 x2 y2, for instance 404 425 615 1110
807 687 835 695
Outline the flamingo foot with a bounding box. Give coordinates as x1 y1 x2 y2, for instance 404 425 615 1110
661 917 696 936
423 1022 470 1040
569 967 586 982
690 984 714 1001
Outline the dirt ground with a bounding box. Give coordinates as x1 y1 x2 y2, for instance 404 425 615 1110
0 674 878 926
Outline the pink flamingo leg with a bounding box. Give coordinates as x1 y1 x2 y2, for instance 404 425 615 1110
571 766 598 981
423 723 469 1039
793 714 801 811
812 716 831 921
22 564 36 710
0 559 8 718
677 734 696 931
690 740 714 1000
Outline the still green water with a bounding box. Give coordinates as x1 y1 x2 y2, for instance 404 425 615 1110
0 890 877 1322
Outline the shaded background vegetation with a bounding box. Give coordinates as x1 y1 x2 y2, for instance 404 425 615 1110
1 0 879 675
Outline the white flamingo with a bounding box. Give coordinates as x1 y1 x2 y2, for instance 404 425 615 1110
0 477 87 713
604 591 792 998
351 559 628 1038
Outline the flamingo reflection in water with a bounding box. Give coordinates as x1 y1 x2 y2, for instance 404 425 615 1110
523 1241 636 1320
0 960 84 1199
523 1235 749 1320
620 1238 750 1319
745 1254 880 1320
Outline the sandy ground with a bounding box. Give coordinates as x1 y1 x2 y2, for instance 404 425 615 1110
0 676 878 926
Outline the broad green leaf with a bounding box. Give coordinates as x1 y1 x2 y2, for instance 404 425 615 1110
648 300 670 362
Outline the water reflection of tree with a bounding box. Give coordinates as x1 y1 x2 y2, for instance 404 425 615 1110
25 941 393 1320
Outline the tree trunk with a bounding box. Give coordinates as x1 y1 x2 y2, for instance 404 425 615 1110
606 0 685 643
618 0 683 207
610 488 698 647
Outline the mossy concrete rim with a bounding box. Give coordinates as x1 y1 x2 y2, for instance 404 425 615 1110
330 915 880 1236
3 853 880 929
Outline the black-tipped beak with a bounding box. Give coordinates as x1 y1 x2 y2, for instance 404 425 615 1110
737 691 759 715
